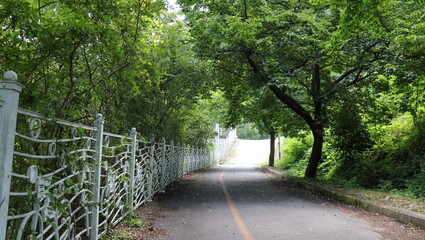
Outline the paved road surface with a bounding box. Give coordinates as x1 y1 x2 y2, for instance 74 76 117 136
154 140 382 240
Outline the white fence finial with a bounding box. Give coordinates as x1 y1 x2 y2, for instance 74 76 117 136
3 71 18 81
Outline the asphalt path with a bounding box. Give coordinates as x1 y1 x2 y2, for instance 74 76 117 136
154 140 382 240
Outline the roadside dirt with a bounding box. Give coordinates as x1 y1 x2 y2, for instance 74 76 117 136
113 200 170 240
338 187 425 215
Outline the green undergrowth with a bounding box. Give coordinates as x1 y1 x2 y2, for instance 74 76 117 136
275 114 425 199
123 212 145 228
100 212 145 240
266 166 425 215
100 230 133 240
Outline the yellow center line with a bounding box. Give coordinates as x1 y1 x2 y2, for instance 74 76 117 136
220 172 255 240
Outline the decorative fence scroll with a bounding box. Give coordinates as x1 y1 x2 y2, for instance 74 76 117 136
0 71 217 240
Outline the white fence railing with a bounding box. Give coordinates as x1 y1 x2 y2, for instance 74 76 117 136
0 71 215 240
214 124 237 164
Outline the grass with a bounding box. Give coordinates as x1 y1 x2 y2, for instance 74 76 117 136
100 212 146 240
359 189 425 214
123 212 145 228
100 230 133 240
264 164 425 215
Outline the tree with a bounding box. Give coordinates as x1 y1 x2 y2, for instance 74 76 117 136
178 0 394 177
0 1 219 145
118 15 216 143
1 0 164 121
245 91 292 167
225 87 302 166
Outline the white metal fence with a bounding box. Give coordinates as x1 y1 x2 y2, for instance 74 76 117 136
0 71 217 240
214 123 237 164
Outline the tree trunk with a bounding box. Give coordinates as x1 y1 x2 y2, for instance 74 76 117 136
269 129 275 167
244 53 324 177
305 64 324 178
304 125 324 178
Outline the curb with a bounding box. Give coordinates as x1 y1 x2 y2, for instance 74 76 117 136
260 166 425 229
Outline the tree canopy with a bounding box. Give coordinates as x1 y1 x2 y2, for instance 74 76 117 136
1 0 425 195
0 0 223 145
178 0 425 178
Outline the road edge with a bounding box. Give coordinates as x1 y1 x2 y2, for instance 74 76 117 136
260 165 425 229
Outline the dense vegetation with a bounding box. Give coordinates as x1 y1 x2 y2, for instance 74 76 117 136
0 0 226 145
236 123 268 140
177 0 425 196
2 0 425 197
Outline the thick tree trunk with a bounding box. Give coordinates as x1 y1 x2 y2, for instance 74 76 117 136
304 125 324 178
269 129 275 167
244 52 325 178
305 64 324 178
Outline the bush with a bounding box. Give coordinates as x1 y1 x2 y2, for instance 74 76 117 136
101 230 132 240
123 212 145 227
322 100 372 180
407 168 425 198
350 113 425 190
276 134 312 176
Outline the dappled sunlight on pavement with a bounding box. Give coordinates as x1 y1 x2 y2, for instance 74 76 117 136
154 166 382 240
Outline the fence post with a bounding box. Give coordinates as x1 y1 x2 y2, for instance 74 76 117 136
147 137 155 201
0 71 22 240
90 113 104 240
193 146 196 171
198 147 204 169
196 146 200 170
177 142 181 178
170 140 175 181
190 145 194 172
194 146 198 170
182 144 189 175
203 148 206 168
160 138 166 192
128 128 137 210
215 123 220 165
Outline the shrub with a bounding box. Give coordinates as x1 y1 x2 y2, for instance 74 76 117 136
351 113 425 189
407 167 425 198
322 100 372 180
123 212 145 227
276 134 312 176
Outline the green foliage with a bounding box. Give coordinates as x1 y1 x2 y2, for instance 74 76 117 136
1 0 424 211
123 212 145 228
100 230 133 240
407 166 425 198
0 0 220 146
276 135 312 176
179 0 420 178
236 123 268 140
322 96 372 179
334 113 425 192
